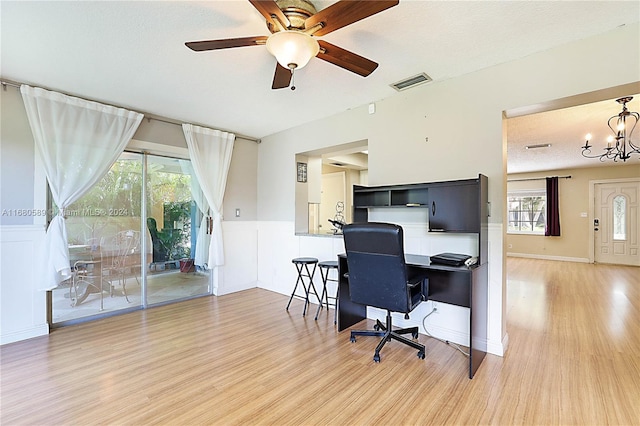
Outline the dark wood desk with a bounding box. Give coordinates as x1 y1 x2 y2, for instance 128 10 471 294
337 253 488 379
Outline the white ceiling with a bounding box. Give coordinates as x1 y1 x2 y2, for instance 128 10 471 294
2 1 639 173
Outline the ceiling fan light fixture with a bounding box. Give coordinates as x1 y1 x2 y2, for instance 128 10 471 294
266 31 319 70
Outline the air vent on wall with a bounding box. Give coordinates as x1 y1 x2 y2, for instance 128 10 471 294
390 73 432 91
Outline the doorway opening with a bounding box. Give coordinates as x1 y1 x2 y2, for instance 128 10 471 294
295 140 368 235
504 82 639 262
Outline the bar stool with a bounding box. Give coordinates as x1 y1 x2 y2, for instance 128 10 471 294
286 257 320 316
314 260 339 324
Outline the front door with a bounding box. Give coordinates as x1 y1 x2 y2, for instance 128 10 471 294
594 180 640 266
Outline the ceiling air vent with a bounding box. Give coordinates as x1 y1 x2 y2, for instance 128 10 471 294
390 73 432 92
525 144 551 149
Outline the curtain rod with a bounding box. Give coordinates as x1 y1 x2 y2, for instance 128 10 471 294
508 175 572 182
1 78 260 143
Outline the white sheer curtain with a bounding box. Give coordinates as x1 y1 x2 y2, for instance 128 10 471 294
182 124 234 269
21 85 143 290
179 159 210 268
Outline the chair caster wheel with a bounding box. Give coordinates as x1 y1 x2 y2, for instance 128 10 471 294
373 354 381 363
373 324 380 331
350 336 356 343
412 331 419 339
417 350 425 359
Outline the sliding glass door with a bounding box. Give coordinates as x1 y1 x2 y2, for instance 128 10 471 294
146 155 210 305
51 152 210 324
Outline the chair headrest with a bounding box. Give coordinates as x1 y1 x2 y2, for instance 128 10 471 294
343 222 404 257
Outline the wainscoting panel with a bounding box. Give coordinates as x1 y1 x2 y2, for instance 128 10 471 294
0 225 49 344
216 221 259 295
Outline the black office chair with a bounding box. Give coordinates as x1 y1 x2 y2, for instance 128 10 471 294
343 222 427 362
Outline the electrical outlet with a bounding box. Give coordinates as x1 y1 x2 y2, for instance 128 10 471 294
235 208 240 217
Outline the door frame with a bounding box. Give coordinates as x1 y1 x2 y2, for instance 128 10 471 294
588 177 640 264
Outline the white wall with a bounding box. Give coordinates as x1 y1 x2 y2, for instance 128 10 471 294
0 84 36 226
256 24 640 356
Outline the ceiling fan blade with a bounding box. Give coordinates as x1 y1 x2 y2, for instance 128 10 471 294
272 63 292 89
249 0 291 30
185 36 267 51
305 0 399 36
317 40 378 77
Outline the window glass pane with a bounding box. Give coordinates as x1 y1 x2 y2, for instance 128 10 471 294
53 152 143 323
507 192 546 234
146 155 210 305
613 195 626 240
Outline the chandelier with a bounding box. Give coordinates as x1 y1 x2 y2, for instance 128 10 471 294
581 96 639 162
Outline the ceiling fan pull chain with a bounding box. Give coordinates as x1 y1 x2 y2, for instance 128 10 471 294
290 68 296 91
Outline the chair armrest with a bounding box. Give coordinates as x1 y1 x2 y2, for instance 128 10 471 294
407 275 426 287
407 275 428 302
407 279 422 288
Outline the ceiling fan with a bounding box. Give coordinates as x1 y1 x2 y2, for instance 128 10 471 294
185 0 399 90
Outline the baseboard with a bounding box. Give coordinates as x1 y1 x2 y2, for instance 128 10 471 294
487 332 508 357
419 321 470 347
507 252 589 263
1 323 49 346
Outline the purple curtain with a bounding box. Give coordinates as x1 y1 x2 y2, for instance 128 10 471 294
545 176 561 236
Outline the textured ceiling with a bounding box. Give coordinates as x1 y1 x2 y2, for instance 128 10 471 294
2 1 639 173
507 95 640 174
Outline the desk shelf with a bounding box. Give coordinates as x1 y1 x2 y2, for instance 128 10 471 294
353 175 488 264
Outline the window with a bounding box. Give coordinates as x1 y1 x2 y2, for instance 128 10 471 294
613 195 626 240
508 191 546 234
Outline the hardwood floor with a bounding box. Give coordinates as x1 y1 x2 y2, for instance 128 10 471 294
1 258 638 425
